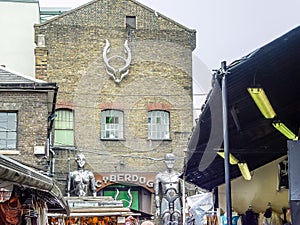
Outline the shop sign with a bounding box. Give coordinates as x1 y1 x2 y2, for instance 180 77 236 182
94 172 156 191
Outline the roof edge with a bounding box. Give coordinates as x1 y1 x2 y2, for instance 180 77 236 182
0 65 46 83
35 0 196 33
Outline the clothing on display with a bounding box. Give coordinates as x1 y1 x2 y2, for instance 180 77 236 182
220 212 241 225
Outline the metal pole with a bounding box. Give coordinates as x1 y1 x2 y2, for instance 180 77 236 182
221 61 232 225
182 178 186 225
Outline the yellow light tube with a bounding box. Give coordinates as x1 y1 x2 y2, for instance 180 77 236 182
272 122 298 140
217 152 239 165
247 88 276 119
238 163 252 180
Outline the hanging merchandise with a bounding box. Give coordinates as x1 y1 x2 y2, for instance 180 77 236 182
220 211 241 225
0 196 22 225
186 192 214 225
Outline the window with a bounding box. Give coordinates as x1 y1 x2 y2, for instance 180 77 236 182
54 109 74 146
126 16 136 30
0 112 17 149
101 110 124 140
148 110 170 140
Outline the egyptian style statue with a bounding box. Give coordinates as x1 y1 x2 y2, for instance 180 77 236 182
67 153 97 197
154 153 183 225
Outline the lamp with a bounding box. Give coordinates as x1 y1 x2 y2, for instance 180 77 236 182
217 152 239 165
247 88 276 119
272 122 298 140
238 163 252 180
218 151 252 180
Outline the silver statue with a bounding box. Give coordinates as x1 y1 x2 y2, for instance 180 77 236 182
154 153 182 225
67 153 97 197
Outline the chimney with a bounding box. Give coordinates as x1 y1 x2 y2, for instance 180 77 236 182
35 34 48 79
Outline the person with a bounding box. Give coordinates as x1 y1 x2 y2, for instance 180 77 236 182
67 153 97 197
154 153 183 225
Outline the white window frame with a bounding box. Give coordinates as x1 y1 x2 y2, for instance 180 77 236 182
0 112 17 150
54 109 74 146
101 110 124 140
148 110 170 140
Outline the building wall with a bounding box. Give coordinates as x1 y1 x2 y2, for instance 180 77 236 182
34 0 196 194
218 156 289 214
0 1 40 77
0 91 49 166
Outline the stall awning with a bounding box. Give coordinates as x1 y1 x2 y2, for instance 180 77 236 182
183 25 300 190
0 154 69 214
49 196 141 218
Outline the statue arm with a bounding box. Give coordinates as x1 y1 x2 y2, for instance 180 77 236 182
89 171 97 197
67 172 73 197
154 175 161 216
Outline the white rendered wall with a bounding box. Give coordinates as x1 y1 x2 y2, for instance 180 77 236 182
0 1 40 77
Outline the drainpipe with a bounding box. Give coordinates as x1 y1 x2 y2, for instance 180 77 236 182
47 84 58 177
49 133 55 177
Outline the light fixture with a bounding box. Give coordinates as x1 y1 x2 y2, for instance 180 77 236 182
247 88 276 119
217 152 239 165
272 122 298 140
218 151 252 180
238 163 252 180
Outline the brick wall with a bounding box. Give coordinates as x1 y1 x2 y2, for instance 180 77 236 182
35 0 195 193
0 91 49 167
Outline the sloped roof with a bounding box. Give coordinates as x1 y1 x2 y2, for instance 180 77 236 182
0 0 38 3
0 65 46 84
183 25 300 190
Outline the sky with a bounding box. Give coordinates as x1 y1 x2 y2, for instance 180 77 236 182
38 0 300 116
39 0 300 71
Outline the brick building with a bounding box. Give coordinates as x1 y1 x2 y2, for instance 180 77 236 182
0 65 58 167
34 0 196 215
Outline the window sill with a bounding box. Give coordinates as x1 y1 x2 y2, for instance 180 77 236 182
100 138 126 141
147 139 172 141
0 150 20 155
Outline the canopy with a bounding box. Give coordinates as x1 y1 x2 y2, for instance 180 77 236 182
183 25 300 190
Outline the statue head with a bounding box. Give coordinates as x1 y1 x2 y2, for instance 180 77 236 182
164 153 176 169
75 153 86 169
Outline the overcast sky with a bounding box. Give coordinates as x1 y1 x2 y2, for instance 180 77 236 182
39 0 300 116
39 0 300 71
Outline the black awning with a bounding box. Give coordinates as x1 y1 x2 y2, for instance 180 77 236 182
183 25 300 190
0 154 69 214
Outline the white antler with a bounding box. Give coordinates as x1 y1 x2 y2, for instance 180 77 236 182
103 39 131 83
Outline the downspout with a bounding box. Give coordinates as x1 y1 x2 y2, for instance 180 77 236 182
47 84 58 177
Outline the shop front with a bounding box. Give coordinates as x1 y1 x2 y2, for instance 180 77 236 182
95 172 156 219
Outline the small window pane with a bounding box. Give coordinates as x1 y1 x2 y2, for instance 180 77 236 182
54 110 74 146
101 110 123 139
148 110 170 140
0 112 17 149
126 16 136 29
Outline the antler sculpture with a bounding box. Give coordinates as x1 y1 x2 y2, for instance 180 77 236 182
103 39 132 83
